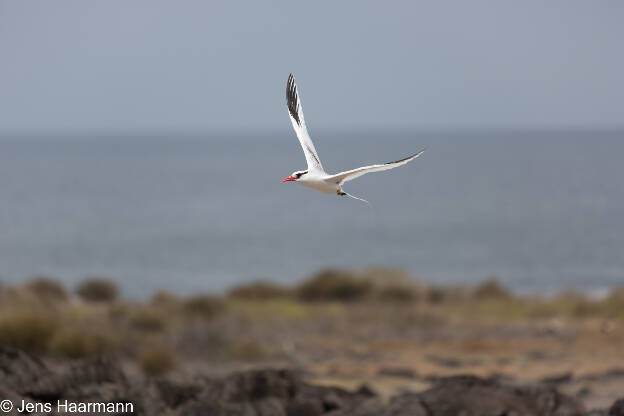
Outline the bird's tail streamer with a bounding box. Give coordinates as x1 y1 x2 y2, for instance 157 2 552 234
344 192 372 208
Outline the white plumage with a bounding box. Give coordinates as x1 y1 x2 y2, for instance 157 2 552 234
282 74 424 205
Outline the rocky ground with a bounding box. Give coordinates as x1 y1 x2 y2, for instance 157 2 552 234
2 346 623 416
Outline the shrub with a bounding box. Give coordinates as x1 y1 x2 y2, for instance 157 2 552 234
49 328 117 359
228 281 292 300
25 277 68 302
425 286 446 304
76 278 119 302
151 290 180 307
139 344 176 376
297 269 373 302
425 285 469 304
599 287 624 318
182 295 225 319
108 302 133 322
607 286 624 302
0 310 57 352
376 285 419 303
360 267 412 286
228 341 273 361
473 277 512 300
129 308 167 332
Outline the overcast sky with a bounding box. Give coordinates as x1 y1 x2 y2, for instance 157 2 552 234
1 1 623 133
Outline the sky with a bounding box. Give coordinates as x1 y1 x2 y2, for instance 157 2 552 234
1 1 623 133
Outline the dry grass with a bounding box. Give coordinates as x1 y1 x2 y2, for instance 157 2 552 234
138 343 176 376
182 294 225 319
0 309 58 352
0 270 622 382
49 328 117 359
297 269 373 302
472 277 512 300
150 290 181 308
24 277 69 302
229 298 344 322
227 340 274 361
228 280 292 300
129 307 167 332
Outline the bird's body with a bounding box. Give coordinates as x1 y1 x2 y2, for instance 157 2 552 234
282 74 424 204
295 172 340 194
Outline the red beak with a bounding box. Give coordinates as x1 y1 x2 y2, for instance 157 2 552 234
282 176 296 182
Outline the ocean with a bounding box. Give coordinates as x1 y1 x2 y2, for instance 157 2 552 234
0 130 622 297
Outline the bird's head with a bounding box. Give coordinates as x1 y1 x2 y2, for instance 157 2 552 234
282 170 307 182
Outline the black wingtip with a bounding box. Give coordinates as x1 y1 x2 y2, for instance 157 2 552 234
384 149 426 165
286 74 301 126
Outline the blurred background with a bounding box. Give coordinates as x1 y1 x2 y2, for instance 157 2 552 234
1 1 622 297
1 1 624 411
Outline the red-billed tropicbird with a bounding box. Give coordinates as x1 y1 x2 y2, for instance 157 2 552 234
282 74 424 205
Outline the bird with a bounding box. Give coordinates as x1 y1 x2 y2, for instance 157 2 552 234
282 74 425 206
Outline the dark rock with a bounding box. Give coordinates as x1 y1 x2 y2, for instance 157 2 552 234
322 391 342 411
65 355 127 385
384 375 585 416
326 398 386 416
383 393 428 416
426 354 462 368
610 398 624 416
605 369 624 378
285 398 323 416
575 386 592 398
350 398 386 416
218 369 296 402
52 357 163 416
417 376 532 415
541 372 573 384
356 384 377 397
0 346 52 395
155 378 201 408
0 387 28 416
377 367 418 379
519 383 585 416
254 398 287 416
577 368 624 383
178 401 256 416
0 348 591 416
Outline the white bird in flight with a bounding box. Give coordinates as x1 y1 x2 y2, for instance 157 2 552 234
282 74 425 205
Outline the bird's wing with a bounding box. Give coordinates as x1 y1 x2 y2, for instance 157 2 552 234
286 74 324 172
328 149 425 184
